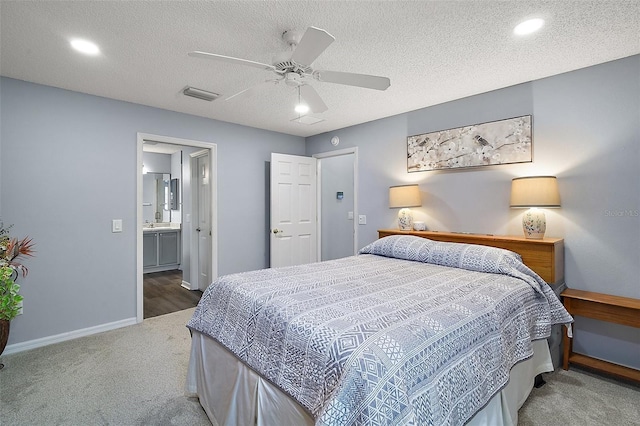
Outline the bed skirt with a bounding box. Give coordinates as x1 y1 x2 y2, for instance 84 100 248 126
186 331 553 426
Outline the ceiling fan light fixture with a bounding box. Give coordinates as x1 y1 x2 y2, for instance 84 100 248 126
189 26 390 119
294 84 310 114
294 103 309 114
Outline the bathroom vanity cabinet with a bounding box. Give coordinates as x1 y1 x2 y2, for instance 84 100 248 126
143 229 181 273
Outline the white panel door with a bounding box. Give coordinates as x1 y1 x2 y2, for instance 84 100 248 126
270 153 317 268
195 153 211 290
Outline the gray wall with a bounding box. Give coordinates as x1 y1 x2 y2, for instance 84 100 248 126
321 154 355 261
306 55 640 369
0 77 304 346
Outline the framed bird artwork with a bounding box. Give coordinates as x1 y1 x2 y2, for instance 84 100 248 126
407 115 532 172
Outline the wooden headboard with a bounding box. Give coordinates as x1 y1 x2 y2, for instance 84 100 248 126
377 229 564 285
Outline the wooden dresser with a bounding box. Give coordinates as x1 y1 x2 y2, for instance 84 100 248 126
378 229 564 285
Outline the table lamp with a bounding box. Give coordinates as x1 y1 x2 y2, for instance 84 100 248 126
510 176 560 239
389 184 422 230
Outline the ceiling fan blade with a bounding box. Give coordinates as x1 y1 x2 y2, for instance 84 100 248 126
188 51 276 72
291 27 335 66
314 70 391 91
299 84 328 113
225 79 280 101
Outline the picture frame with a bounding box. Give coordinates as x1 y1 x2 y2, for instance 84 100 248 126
407 115 532 172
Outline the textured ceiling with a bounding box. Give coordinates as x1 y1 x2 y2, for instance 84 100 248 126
1 1 638 138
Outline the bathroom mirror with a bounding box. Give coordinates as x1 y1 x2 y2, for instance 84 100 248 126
142 173 170 223
170 178 179 210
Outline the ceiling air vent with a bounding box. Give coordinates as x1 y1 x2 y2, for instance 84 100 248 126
183 86 219 102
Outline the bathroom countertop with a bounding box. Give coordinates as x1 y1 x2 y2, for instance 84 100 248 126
143 223 181 232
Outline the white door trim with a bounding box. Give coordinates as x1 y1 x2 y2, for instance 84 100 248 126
313 147 359 256
136 133 218 323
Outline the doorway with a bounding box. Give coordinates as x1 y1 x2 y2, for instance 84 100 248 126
314 148 358 260
136 133 217 323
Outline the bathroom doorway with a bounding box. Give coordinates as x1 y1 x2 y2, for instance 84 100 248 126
136 133 217 323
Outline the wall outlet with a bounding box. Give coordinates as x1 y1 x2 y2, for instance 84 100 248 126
358 215 367 225
348 211 354 220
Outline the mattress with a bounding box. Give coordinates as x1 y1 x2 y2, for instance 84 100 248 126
187 236 572 425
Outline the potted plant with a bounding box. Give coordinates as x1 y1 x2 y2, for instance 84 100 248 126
0 221 35 367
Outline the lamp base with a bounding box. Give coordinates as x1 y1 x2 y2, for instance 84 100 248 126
398 208 413 230
522 208 546 239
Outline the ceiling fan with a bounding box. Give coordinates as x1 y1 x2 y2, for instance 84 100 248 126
188 26 391 114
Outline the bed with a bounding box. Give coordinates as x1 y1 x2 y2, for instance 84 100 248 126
186 234 573 425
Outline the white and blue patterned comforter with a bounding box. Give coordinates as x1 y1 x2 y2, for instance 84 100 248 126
188 236 573 425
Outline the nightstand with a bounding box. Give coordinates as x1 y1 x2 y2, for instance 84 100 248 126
561 288 640 383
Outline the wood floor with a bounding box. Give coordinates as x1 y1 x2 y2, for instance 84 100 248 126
143 269 202 319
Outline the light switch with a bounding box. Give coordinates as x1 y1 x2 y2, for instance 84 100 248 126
358 215 367 225
112 219 123 233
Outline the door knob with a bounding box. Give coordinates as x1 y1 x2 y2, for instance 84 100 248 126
272 229 282 234
196 227 201 232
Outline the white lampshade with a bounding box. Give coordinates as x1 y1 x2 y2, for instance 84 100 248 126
389 185 422 208
389 185 422 230
510 176 560 239
510 176 561 208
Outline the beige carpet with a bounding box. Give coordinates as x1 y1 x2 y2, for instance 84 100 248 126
519 367 640 425
1 308 638 425
0 308 212 425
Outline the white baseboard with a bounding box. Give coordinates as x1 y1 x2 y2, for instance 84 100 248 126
2 317 138 356
181 280 193 290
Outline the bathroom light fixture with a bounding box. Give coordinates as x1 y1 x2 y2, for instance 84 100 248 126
70 38 100 55
389 184 422 230
513 18 545 35
183 86 219 102
510 176 560 239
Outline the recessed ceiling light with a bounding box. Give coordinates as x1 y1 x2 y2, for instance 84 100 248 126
70 38 100 55
513 18 545 36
